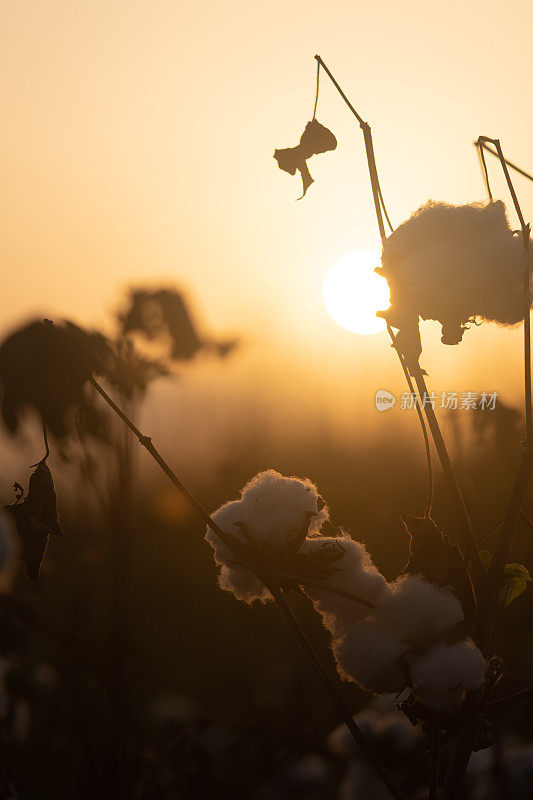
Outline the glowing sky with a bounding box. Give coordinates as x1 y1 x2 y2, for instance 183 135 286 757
1 0 532 464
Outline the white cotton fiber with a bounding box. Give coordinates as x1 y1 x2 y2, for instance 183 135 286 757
205 499 271 604
410 638 486 714
377 575 464 649
380 200 531 345
205 471 328 604
303 536 389 635
333 621 409 694
239 469 328 547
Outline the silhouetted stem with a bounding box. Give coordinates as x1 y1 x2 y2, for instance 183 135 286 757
269 584 408 800
478 136 532 443
475 510 533 543
411 367 485 586
387 326 433 517
429 715 441 800
476 136 532 647
385 330 482 583
89 376 406 799
445 135 533 800
276 572 375 609
484 687 533 713
314 55 389 240
475 140 533 185
89 378 236 554
313 56 434 519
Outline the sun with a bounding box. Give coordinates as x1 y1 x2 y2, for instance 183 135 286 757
323 250 390 335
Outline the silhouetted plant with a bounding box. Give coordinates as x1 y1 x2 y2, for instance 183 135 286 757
119 287 237 362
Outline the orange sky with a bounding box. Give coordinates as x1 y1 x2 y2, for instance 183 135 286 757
1 0 532 474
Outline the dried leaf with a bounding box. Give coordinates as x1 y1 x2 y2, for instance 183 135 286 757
401 514 448 584
4 463 63 580
274 119 337 198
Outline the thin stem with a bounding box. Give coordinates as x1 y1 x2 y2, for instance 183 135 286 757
445 135 533 800
387 330 482 578
442 694 479 800
89 376 405 799
312 58 320 119
476 136 533 647
475 141 493 200
475 139 533 185
311 56 433 521
476 510 533 544
30 417 50 467
314 55 388 242
314 55 364 125
429 715 441 800
476 517 502 544
484 686 533 713
270 584 408 800
412 368 484 585
276 572 376 609
387 325 433 517
89 377 236 555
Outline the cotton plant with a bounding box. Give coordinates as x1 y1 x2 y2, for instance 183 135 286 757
377 199 533 347
205 469 487 718
205 469 330 603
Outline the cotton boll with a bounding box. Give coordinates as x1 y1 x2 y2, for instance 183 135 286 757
375 710 424 759
380 200 531 346
205 471 329 603
205 500 244 563
217 563 272 604
410 638 486 714
239 469 328 548
333 621 409 694
205 500 271 604
303 537 389 635
377 575 464 650
339 761 392 800
327 708 381 758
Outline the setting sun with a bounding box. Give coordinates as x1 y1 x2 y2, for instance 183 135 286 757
323 250 390 335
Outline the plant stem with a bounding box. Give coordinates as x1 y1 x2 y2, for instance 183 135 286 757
476 137 533 649
429 715 441 800
484 686 533 713
411 367 485 586
444 135 533 800
442 694 478 800
386 329 482 583
89 377 406 799
387 326 433 517
313 57 435 521
276 573 376 609
269 584 408 800
475 140 533 185
89 377 236 555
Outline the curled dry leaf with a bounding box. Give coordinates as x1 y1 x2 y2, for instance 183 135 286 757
4 463 62 580
274 119 337 199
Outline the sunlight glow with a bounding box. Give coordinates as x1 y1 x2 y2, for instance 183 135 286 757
323 250 390 335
